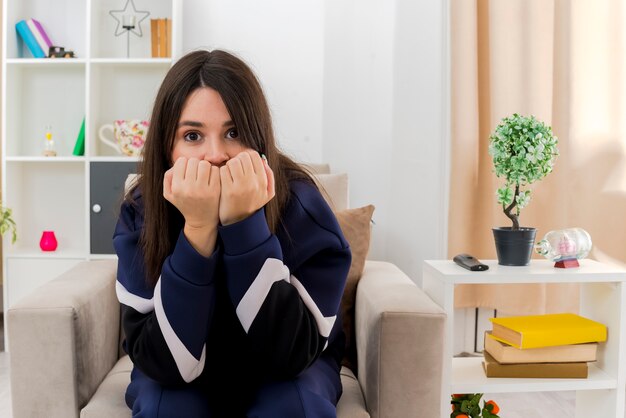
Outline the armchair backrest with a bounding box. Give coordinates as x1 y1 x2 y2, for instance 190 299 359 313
301 162 349 211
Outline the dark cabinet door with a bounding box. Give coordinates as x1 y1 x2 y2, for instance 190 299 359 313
90 161 139 254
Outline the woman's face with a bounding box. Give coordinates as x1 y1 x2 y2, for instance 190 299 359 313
171 87 247 166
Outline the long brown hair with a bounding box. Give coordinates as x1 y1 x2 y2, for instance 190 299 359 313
130 49 315 286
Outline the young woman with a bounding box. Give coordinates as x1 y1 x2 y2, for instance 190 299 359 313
113 49 351 417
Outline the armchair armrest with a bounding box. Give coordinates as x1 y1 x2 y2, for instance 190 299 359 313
8 259 120 418
356 260 446 418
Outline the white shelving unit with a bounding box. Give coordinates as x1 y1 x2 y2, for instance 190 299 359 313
423 258 626 418
1 0 182 344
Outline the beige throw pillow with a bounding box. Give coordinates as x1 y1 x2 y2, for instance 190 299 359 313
334 204 375 374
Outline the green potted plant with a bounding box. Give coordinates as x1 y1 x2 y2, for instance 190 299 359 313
0 204 17 244
489 113 559 266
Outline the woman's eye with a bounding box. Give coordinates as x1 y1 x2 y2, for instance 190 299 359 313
226 128 239 139
184 131 202 142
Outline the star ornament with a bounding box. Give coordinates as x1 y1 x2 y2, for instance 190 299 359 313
109 0 150 37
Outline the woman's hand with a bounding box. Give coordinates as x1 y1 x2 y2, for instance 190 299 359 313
163 157 221 256
219 150 275 226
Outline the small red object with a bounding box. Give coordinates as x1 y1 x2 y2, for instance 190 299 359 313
554 258 579 268
40 230 58 251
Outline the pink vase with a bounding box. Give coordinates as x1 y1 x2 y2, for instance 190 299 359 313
40 231 58 251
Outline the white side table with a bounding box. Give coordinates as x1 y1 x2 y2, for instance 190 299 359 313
423 259 626 418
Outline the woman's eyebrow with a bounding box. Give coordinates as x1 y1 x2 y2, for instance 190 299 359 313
177 120 235 128
178 120 204 128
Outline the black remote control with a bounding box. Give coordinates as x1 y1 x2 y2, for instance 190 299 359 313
453 254 489 271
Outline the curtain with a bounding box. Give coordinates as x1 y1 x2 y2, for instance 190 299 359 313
449 0 625 314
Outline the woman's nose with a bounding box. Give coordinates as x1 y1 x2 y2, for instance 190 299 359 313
203 139 229 166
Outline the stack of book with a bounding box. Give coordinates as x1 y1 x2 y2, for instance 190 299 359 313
482 313 607 378
15 18 53 58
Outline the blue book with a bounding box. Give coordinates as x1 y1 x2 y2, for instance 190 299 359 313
15 19 45 58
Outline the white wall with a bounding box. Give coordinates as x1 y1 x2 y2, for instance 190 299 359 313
322 0 395 263
389 0 449 282
182 0 325 163
183 0 449 284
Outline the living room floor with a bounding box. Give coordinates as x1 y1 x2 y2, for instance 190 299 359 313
480 391 574 417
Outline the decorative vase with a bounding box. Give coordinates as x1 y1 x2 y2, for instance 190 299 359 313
492 227 537 266
40 230 58 251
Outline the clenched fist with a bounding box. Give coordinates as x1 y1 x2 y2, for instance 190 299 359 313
163 157 221 255
219 150 275 226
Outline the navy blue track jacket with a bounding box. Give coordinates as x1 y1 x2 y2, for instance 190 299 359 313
114 179 351 394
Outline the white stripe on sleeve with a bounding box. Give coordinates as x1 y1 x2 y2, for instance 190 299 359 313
290 276 336 338
236 258 290 333
116 281 154 314
153 278 206 383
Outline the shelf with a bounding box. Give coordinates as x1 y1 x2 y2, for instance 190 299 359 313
6 156 140 163
4 163 86 255
90 58 172 65
5 64 85 156
6 58 86 66
89 156 141 162
89 64 166 157
90 0 174 59
5 250 87 260
88 254 118 260
6 156 85 162
424 259 626 284
5 0 87 59
424 259 626 418
2 0 182 354
450 357 616 393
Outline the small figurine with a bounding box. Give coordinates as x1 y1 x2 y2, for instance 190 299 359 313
557 235 577 257
48 46 75 58
554 235 579 268
43 125 57 157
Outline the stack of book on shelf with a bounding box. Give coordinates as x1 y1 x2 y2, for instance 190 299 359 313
482 313 607 378
150 18 172 58
15 18 53 58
